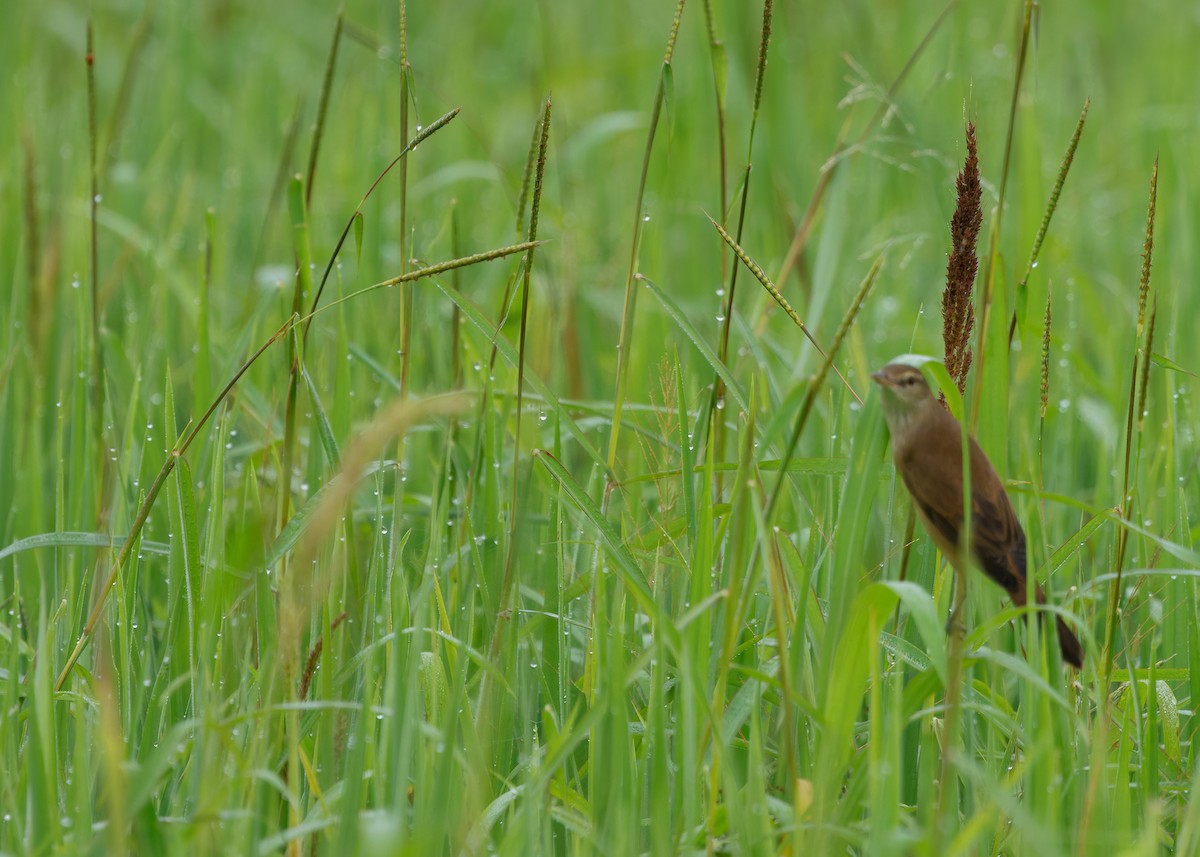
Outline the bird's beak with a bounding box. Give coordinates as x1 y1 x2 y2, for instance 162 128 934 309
870 370 889 387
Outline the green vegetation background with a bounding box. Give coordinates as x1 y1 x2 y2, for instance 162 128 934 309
1 0 1197 854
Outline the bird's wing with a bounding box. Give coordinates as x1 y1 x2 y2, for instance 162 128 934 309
965 447 1027 600
897 410 1026 598
896 409 967 557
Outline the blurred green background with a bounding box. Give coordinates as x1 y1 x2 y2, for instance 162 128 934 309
1 0 1197 854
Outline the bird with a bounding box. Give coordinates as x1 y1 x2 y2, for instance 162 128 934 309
871 360 1084 669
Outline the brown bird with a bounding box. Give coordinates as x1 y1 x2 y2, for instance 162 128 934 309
872 361 1084 669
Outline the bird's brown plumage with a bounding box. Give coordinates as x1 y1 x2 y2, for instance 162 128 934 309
873 362 1084 669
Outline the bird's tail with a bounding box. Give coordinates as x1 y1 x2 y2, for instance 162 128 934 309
1012 582 1084 669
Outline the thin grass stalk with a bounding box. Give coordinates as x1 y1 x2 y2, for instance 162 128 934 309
501 95 551 616
450 200 463 390
933 142 983 802
462 109 551 513
709 216 861 405
606 0 686 476
773 0 956 293
1037 283 1053 471
303 107 460 342
1008 98 1090 346
196 208 216 406
479 96 552 732
279 295 306 849
304 2 345 207
85 18 106 503
1137 298 1157 433
935 368 975 849
514 106 542 239
277 177 314 549
702 0 772 481
316 241 543 316
972 0 1034 425
714 0 771 373
937 565 969 848
397 0 413 398
1104 158 1158 683
701 0 728 279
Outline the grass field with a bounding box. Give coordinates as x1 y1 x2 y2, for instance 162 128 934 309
2 0 1198 854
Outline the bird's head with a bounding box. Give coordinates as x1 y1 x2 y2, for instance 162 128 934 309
871 362 938 433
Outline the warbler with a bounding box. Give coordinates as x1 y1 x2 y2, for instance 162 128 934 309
872 361 1084 668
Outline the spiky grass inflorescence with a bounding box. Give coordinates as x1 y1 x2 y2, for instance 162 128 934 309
1105 156 1158 683
715 0 772 374
1039 284 1053 423
1009 98 1090 345
942 121 981 398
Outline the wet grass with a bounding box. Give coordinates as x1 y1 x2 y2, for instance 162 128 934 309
1 0 1198 854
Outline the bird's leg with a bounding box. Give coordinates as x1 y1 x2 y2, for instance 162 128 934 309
944 564 969 641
